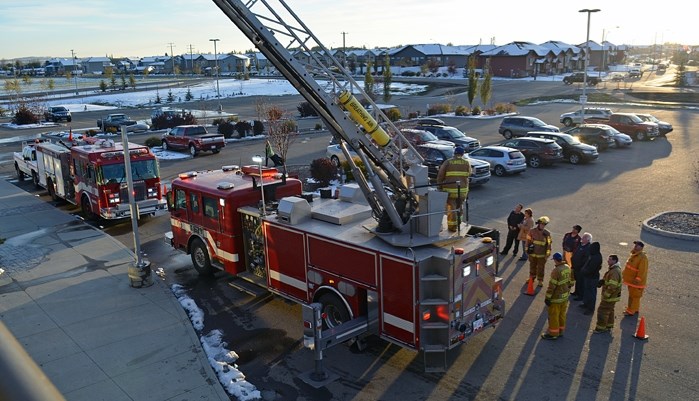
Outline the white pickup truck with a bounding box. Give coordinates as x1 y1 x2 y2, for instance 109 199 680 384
13 141 41 187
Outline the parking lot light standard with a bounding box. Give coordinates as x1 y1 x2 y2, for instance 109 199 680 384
209 38 221 111
579 8 600 117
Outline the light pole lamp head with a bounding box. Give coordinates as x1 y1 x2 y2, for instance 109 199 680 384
578 8 601 13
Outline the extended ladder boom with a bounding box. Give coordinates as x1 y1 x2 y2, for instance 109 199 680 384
212 0 431 235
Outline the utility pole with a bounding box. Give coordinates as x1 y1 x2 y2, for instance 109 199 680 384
341 31 348 67
70 49 79 95
209 38 221 111
579 8 600 117
188 44 195 75
168 42 176 75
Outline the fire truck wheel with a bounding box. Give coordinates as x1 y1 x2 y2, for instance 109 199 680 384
81 195 97 221
190 238 213 275
318 293 350 329
47 179 59 201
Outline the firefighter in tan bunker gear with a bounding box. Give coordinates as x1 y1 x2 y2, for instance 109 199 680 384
526 216 552 287
436 146 471 232
622 241 648 316
541 252 572 340
594 254 622 333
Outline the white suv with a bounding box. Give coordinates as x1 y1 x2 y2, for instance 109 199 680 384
559 107 612 127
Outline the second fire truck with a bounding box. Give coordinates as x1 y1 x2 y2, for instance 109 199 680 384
35 138 166 219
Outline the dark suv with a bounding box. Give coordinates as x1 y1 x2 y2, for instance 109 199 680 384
565 124 617 150
44 106 72 122
417 124 480 152
498 137 564 168
498 116 559 139
563 72 600 86
525 131 598 164
400 128 455 148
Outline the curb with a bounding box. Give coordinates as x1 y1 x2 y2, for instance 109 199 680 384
641 211 699 241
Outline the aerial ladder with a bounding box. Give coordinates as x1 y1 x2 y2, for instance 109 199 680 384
212 0 447 242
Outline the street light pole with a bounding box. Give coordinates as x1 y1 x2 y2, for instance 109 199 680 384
209 38 221 111
70 49 79 95
579 8 600 117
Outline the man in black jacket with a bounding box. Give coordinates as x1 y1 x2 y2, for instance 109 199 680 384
580 241 603 314
500 204 524 257
570 232 592 301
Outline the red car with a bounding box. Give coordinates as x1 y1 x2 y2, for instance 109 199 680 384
161 125 225 157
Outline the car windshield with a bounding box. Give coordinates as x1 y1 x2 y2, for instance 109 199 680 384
419 131 439 141
530 118 547 127
627 114 644 123
559 133 581 144
53 107 68 112
639 114 659 123
442 127 467 139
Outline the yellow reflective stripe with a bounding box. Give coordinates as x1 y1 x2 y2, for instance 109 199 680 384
445 171 469 176
606 279 621 286
444 188 468 193
605 296 621 302
532 240 546 245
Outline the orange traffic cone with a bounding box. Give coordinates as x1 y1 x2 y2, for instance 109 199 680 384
524 277 535 296
633 316 649 340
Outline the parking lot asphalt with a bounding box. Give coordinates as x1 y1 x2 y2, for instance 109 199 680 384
0 178 229 401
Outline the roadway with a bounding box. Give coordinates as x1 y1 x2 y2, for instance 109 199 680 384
1 77 697 400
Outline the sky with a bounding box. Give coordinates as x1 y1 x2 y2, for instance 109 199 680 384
1 0 696 61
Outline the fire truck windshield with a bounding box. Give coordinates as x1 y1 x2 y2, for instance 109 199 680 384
99 160 159 184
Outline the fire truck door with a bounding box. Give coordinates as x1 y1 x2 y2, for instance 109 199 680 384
379 256 417 347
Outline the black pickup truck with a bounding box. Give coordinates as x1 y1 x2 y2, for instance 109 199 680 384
562 72 600 86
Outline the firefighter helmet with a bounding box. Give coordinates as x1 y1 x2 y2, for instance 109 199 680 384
536 216 550 225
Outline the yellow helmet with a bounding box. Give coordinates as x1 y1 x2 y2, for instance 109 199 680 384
536 216 550 225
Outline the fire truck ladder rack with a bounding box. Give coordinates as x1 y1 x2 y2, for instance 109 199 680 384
212 0 432 238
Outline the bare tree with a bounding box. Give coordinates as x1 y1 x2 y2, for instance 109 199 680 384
256 99 298 167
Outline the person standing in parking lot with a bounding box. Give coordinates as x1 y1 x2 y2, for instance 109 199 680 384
594 254 622 334
437 146 471 232
541 252 572 340
570 232 592 301
526 216 552 287
518 208 534 260
562 225 582 267
580 241 603 315
500 204 524 257
623 241 649 316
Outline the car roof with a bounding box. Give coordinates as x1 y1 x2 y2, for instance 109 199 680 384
417 142 455 151
476 145 524 153
508 137 556 144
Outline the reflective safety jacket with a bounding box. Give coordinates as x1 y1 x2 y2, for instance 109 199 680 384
436 157 471 199
601 262 622 303
623 250 648 289
527 227 552 259
546 261 572 304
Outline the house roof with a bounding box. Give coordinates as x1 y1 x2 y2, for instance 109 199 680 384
539 40 581 54
480 41 552 57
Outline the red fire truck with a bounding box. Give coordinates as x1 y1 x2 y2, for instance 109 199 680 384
36 138 166 219
166 0 505 373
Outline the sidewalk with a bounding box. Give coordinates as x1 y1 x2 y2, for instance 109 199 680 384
0 179 229 401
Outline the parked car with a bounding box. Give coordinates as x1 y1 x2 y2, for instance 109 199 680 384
525 132 598 164
326 143 358 168
564 124 617 151
559 107 613 127
415 143 490 186
608 128 633 148
635 113 673 136
400 128 455 148
161 125 225 156
498 137 564 168
417 124 480 152
469 146 527 176
628 68 643 78
498 116 559 139
44 106 72 123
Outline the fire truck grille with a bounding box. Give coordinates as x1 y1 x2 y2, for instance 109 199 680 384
121 182 146 202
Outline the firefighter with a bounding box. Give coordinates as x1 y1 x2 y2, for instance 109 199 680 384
594 254 622 333
436 146 471 232
526 216 552 287
541 252 572 340
622 240 649 316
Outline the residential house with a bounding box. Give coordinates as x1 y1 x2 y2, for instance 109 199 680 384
43 58 82 76
478 42 554 78
83 57 112 74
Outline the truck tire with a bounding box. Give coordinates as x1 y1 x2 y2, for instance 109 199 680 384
189 144 198 157
15 163 24 181
190 238 214 275
635 131 646 141
317 293 350 329
81 194 97 220
161 140 169 151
